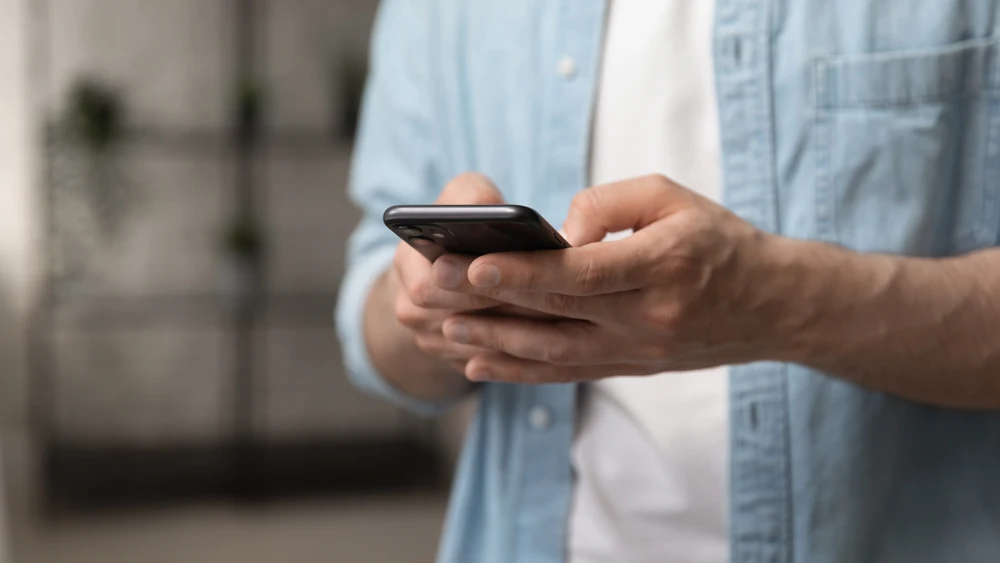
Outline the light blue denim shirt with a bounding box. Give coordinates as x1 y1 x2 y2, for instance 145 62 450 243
336 1 1000 561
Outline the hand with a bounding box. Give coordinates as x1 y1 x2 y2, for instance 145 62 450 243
435 174 794 383
392 173 559 371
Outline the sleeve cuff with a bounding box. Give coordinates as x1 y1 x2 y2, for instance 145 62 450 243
335 245 461 416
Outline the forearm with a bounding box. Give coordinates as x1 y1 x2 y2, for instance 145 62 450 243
364 270 474 404
769 238 1000 408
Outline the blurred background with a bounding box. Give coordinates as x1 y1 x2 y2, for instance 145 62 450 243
0 1 471 561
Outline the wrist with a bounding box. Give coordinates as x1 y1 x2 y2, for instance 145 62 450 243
749 234 849 365
754 234 900 367
740 233 806 363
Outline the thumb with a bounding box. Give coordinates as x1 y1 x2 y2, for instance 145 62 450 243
561 175 692 246
436 173 505 205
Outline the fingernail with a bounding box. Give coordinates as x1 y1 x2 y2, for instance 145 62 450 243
444 321 470 344
468 369 492 382
472 264 501 287
433 259 462 288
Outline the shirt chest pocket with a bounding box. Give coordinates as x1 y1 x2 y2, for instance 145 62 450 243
814 37 1000 255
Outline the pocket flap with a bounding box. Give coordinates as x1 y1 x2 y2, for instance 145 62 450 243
816 37 999 108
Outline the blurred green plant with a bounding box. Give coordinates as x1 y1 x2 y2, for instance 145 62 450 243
219 213 265 302
48 77 135 287
221 213 265 263
335 54 367 140
66 79 125 153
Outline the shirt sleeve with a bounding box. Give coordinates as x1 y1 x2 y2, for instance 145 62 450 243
335 0 458 416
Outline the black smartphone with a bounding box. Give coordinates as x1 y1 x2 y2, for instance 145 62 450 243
383 204 571 262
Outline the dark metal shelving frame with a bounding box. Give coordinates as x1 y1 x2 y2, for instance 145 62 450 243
28 0 442 513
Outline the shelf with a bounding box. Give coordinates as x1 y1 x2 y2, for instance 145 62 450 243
45 126 355 157
45 437 446 514
31 0 394 511
51 291 342 330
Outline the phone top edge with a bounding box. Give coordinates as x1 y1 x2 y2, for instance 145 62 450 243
383 204 540 224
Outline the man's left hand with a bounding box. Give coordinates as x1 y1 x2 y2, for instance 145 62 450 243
430 174 800 384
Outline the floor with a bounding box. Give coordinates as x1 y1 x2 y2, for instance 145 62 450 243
13 493 448 563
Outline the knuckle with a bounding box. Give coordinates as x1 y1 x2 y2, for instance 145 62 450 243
576 258 613 294
541 340 574 365
512 339 547 362
646 173 679 197
543 292 578 315
647 173 673 190
650 300 688 332
661 254 703 286
393 296 423 328
482 328 508 353
406 277 435 308
524 267 544 292
569 188 601 219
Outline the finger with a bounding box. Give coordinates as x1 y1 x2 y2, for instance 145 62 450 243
413 332 490 361
442 314 612 365
562 175 696 246
430 253 478 292
394 293 439 331
435 172 505 205
463 353 654 384
396 295 474 332
408 286 500 310
465 243 650 296
476 290 594 320
431 250 593 317
432 255 561 319
492 285 651 321
397 244 501 310
485 304 564 321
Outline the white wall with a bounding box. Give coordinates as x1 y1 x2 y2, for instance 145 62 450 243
0 0 36 429
0 0 37 556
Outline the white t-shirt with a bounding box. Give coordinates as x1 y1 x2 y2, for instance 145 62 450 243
567 1 729 562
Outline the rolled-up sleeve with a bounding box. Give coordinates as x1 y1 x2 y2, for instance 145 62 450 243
335 0 455 415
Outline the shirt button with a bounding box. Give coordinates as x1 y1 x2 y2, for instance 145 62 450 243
556 56 577 79
528 405 552 430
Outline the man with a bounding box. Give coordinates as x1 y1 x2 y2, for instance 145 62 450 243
337 0 1000 561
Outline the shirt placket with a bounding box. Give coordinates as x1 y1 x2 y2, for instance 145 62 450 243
716 1 793 563
510 1 606 562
